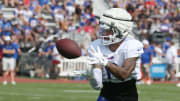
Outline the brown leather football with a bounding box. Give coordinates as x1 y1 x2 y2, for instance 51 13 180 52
55 38 81 59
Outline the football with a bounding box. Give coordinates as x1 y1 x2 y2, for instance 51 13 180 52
55 38 81 59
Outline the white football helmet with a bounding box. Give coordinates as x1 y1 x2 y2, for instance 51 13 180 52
99 8 133 45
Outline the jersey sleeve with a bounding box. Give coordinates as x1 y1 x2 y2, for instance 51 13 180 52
126 40 144 58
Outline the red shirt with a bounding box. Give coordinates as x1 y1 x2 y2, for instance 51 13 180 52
145 0 156 8
78 26 95 35
24 0 30 6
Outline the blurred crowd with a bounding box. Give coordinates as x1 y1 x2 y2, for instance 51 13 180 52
0 0 179 82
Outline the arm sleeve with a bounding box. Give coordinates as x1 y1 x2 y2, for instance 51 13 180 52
89 68 102 90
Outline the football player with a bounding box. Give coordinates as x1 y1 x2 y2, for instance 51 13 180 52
88 8 144 101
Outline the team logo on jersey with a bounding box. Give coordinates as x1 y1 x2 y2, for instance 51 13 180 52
105 53 114 60
108 56 114 60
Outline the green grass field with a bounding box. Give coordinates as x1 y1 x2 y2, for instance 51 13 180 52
0 83 180 101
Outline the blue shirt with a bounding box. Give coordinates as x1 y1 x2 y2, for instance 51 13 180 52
1 21 11 30
39 0 49 6
13 27 21 35
1 31 12 36
30 0 39 10
12 43 20 59
155 0 164 7
0 43 3 50
0 18 4 26
50 5 62 11
29 17 38 27
149 45 156 56
44 44 55 52
84 1 90 7
141 47 153 64
162 42 169 53
44 44 55 60
2 43 16 58
22 25 32 35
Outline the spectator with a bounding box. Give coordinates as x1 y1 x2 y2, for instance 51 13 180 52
51 38 61 79
1 29 13 39
14 4 24 17
176 49 180 87
12 14 24 26
150 18 161 34
165 41 177 81
51 1 62 14
44 40 55 59
38 40 55 77
54 9 65 26
80 43 87 56
178 49 180 58
29 14 39 43
149 42 156 57
34 16 48 38
66 17 76 33
77 22 85 33
38 0 51 13
0 13 4 24
1 36 16 85
162 37 171 54
4 0 16 7
30 0 41 17
84 19 96 40
1 19 12 31
77 20 96 40
12 38 21 76
74 4 82 23
154 42 163 61
160 19 171 33
29 14 39 29
12 24 23 41
65 0 75 16
22 6 33 22
23 0 30 7
141 40 153 85
1 19 13 39
22 22 33 44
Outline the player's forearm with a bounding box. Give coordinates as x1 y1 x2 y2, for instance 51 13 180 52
106 62 130 80
106 57 138 80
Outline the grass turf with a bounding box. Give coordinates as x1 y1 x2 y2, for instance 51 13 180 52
0 83 180 101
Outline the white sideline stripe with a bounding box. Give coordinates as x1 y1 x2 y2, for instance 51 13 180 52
0 87 99 93
0 92 95 99
0 90 98 97
0 92 53 97
64 90 99 93
28 97 41 100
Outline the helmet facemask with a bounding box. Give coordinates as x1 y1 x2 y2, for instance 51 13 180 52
99 22 128 45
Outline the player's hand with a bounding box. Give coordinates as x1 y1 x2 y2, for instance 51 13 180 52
88 46 108 66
